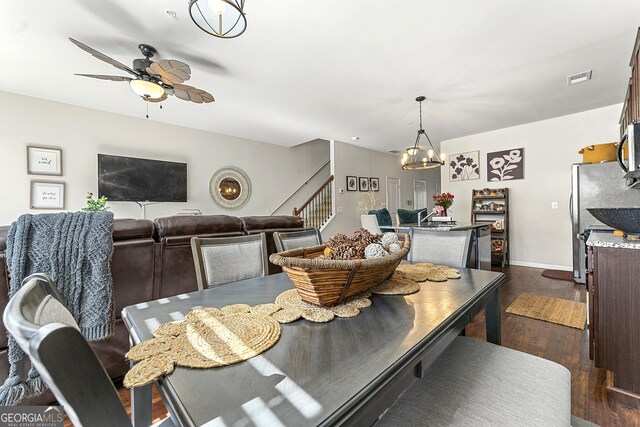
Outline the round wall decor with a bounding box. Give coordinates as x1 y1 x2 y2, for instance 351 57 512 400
209 167 251 210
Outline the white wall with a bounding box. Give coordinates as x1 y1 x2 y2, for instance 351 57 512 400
323 140 441 237
440 104 622 269
0 91 329 225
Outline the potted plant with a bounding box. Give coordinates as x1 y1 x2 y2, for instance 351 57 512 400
82 192 109 211
432 192 454 217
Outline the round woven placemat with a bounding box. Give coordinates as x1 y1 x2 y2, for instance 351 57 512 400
275 289 320 310
346 296 372 308
331 304 360 318
171 335 223 369
371 273 420 295
186 310 281 365
301 308 335 322
124 354 175 388
186 307 222 323
272 308 302 323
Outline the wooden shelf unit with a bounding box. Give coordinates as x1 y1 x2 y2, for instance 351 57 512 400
471 188 509 267
619 28 640 139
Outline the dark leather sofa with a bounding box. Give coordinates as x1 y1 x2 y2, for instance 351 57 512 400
0 214 303 405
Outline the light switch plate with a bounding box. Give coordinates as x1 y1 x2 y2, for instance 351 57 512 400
551 202 558 209
337 206 343 213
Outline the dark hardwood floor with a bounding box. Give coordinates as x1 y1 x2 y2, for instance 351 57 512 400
466 265 640 427
68 265 639 426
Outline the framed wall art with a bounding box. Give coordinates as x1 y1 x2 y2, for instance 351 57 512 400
346 176 358 191
30 180 65 209
487 148 524 181
27 146 62 176
449 151 480 181
369 177 379 192
358 177 369 192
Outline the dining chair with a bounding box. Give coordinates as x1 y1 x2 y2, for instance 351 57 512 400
409 228 473 268
2 273 174 427
191 233 268 290
376 336 574 427
273 228 322 252
361 214 383 234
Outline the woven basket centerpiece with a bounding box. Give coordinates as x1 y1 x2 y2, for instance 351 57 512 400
269 231 410 307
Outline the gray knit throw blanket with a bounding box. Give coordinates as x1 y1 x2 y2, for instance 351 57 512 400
0 211 114 405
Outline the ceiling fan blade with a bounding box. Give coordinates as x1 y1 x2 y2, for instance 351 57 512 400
147 60 191 84
173 84 214 103
69 37 137 76
75 73 132 82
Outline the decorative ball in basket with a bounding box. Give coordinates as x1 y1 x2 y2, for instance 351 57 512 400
269 229 410 307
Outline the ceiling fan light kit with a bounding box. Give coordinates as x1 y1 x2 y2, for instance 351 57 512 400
401 96 445 170
189 0 247 39
129 79 165 99
69 37 214 116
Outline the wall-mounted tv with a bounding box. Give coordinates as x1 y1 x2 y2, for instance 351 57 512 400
98 154 187 202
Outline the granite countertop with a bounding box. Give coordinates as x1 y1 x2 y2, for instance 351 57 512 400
586 231 640 250
393 222 489 231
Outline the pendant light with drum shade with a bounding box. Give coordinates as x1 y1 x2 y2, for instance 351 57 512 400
189 0 247 39
401 96 445 170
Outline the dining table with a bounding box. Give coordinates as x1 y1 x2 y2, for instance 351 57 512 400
122 268 505 427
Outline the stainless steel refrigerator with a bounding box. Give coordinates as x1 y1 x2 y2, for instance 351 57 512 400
571 161 640 283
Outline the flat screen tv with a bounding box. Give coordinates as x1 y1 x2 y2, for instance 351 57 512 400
98 154 187 202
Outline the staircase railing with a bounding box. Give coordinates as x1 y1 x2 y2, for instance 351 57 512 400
269 161 330 216
293 175 334 229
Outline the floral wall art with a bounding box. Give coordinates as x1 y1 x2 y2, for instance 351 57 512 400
487 148 524 181
449 151 480 182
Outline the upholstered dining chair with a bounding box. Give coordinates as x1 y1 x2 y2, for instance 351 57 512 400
409 228 473 268
273 228 322 252
2 273 174 427
191 233 269 290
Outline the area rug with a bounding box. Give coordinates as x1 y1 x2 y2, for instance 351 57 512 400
506 293 586 330
541 269 575 282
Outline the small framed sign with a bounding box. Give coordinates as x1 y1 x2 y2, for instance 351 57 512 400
346 176 358 191
27 146 63 176
31 181 65 209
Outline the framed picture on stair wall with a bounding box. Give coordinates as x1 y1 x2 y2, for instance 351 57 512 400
346 176 357 191
369 177 379 191
358 177 369 192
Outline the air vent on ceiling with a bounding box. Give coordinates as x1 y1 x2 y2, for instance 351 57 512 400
567 70 592 86
388 149 403 154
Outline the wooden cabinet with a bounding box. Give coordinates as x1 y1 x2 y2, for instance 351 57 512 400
588 244 640 396
471 188 509 267
620 28 640 138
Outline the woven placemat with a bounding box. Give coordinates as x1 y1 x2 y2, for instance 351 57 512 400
272 308 303 323
153 321 187 338
397 263 460 282
506 293 586 330
274 289 372 322
371 273 420 295
186 310 281 364
124 354 175 388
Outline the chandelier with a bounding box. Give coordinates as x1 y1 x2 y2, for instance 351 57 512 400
189 0 247 39
401 96 445 170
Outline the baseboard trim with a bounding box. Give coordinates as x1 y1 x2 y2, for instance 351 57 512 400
509 260 572 271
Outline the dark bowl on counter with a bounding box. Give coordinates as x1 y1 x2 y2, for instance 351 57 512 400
587 207 640 234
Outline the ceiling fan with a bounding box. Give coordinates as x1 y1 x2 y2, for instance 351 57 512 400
69 37 214 105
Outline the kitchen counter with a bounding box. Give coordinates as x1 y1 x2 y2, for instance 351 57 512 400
395 222 489 232
586 231 640 250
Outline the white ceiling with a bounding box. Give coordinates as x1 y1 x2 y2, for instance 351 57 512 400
0 0 639 151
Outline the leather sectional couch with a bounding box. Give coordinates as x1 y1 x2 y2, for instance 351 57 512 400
0 214 303 405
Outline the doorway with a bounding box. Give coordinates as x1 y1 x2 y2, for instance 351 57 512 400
386 177 401 225
413 179 428 210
